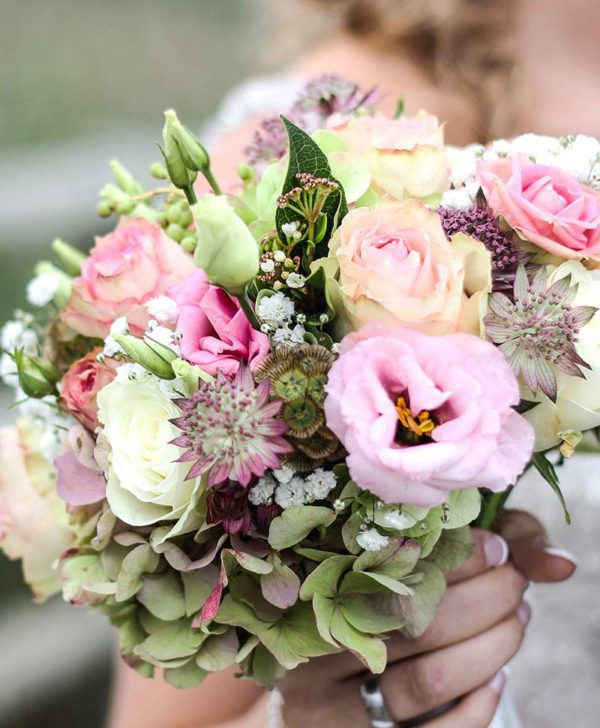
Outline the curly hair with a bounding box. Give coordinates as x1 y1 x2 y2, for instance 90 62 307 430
307 0 520 141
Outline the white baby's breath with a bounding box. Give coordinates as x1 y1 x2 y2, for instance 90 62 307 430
356 528 390 552
248 475 277 505
26 271 60 307
274 476 307 508
304 468 336 502
145 295 179 324
257 292 295 329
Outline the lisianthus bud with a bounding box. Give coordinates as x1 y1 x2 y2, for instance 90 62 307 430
112 333 176 380
13 350 59 398
51 238 86 276
110 159 144 195
163 109 209 172
192 195 259 294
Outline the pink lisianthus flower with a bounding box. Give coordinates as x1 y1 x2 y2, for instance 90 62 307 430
170 270 269 377
58 348 117 431
478 156 600 260
61 218 194 338
324 324 534 507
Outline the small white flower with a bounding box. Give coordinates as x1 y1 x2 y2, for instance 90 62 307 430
273 250 286 263
281 221 299 238
26 271 60 307
319 313 329 324
333 498 345 512
145 324 180 353
110 317 129 337
260 259 276 273
249 475 277 505
272 324 306 348
103 317 129 356
304 468 337 502
1 320 38 352
440 186 476 210
356 528 390 552
115 362 142 382
331 343 340 355
145 296 179 325
257 292 295 328
275 476 307 508
273 467 295 485
0 353 17 387
286 273 306 289
381 509 417 530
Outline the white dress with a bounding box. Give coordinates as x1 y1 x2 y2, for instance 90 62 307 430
204 73 520 728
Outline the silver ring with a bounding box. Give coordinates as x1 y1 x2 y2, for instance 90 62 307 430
360 677 396 728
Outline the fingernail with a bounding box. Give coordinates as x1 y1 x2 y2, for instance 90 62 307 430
488 668 508 695
484 533 509 567
543 546 578 567
517 600 532 627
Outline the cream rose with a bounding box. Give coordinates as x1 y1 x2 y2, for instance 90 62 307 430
0 420 72 601
331 111 449 200
97 378 201 529
320 200 491 336
524 261 600 451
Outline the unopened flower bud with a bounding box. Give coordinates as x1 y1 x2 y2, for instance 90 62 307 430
51 238 86 276
237 163 254 183
96 201 113 218
110 159 144 195
150 162 168 179
14 350 58 398
163 109 209 173
112 333 176 380
181 236 197 253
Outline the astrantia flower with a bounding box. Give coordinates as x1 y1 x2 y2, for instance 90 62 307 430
170 367 292 487
291 74 378 129
440 204 529 293
484 265 598 400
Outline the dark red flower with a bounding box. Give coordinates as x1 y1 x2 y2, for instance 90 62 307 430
206 482 253 535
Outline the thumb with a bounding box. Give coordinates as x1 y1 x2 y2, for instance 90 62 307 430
496 509 577 583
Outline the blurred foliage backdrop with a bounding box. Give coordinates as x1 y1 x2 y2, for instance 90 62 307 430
0 1 277 725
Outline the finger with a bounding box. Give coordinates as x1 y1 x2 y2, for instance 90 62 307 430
380 564 528 665
446 528 509 584
378 609 529 721
498 509 577 583
421 671 507 728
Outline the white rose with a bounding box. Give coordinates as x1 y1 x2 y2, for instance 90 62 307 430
525 261 600 451
97 379 201 529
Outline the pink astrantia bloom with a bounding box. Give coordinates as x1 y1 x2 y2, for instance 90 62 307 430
477 155 600 260
324 324 534 507
170 367 292 487
62 218 194 338
169 270 270 377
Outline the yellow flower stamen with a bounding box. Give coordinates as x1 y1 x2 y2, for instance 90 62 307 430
396 395 436 438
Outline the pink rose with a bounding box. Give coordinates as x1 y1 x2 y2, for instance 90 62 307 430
55 425 106 507
323 200 490 336
332 111 449 199
58 348 117 430
478 156 600 260
169 270 270 377
0 422 72 602
61 218 194 338
324 324 534 506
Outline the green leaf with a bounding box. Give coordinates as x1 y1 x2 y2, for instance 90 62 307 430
312 594 338 646
329 609 387 674
164 661 208 689
353 538 421 580
236 635 260 664
426 526 474 573
135 619 204 664
196 629 239 671
341 570 413 596
398 562 446 638
294 547 341 562
137 572 186 621
251 644 285 689
443 489 482 529
299 555 355 600
181 568 219 617
532 452 571 524
115 544 160 602
268 506 336 550
261 555 301 609
221 549 273 575
276 117 347 247
342 512 363 554
340 593 406 634
214 594 277 634
228 573 283 623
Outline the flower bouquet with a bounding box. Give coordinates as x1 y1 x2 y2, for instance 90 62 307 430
2 76 599 689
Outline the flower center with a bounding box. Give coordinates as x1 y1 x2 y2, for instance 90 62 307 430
395 395 436 445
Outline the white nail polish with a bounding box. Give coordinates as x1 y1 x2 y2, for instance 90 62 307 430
484 533 509 567
543 546 578 566
488 669 508 694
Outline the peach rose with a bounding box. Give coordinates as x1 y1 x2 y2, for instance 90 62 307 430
61 218 194 338
332 111 449 200
0 421 72 602
478 156 600 260
58 348 117 430
320 200 491 336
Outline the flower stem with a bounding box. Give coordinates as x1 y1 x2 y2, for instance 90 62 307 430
201 167 222 196
237 288 261 331
476 488 513 531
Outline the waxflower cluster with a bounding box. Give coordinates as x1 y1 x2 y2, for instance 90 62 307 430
1 75 598 689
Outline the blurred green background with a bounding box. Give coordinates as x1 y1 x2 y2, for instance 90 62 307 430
0 1 276 725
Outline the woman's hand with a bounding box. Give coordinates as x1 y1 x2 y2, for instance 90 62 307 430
279 511 576 728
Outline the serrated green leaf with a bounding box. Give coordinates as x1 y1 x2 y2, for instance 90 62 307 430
269 506 336 550
299 555 355 600
276 117 347 248
532 452 571 524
